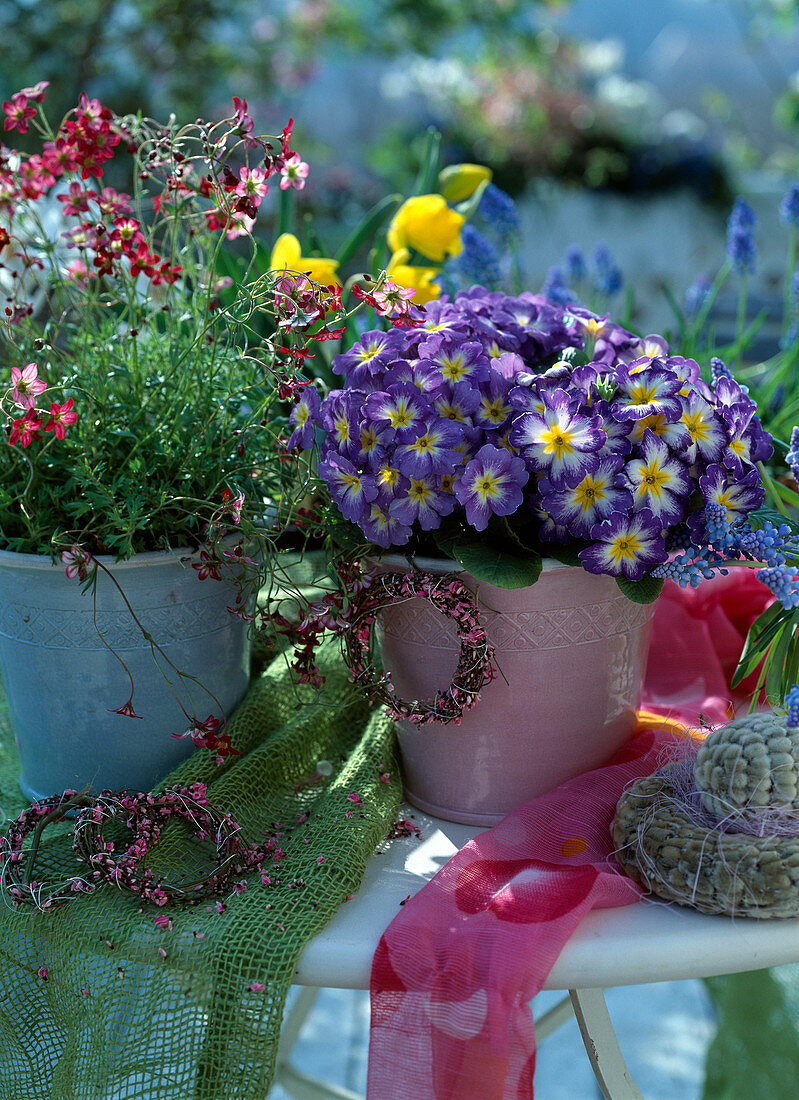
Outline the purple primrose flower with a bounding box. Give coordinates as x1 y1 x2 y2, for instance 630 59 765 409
453 444 529 531
580 510 669 581
510 388 606 485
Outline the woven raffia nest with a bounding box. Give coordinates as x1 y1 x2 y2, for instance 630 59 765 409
612 714 799 918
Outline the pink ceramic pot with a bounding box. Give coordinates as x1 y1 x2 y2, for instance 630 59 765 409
375 558 656 826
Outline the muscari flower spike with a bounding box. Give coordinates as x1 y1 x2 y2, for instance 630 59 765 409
787 685 799 729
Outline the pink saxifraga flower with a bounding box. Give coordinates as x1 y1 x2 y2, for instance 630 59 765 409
372 280 416 315
279 153 309 191
65 259 90 286
3 93 37 134
61 543 93 582
10 362 46 409
8 410 42 447
37 966 49 980
45 398 77 440
235 167 269 202
248 982 265 993
109 699 143 720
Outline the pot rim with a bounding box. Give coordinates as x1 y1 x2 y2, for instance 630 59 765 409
370 553 573 576
0 544 202 572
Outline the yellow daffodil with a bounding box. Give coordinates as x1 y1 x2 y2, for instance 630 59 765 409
438 163 492 203
387 195 464 264
269 233 340 287
386 248 440 305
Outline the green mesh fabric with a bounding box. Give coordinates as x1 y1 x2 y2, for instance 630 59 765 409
0 637 400 1099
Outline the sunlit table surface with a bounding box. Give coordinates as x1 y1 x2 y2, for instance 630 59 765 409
294 805 799 990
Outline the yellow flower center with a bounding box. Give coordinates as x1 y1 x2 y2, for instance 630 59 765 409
574 477 603 510
627 383 657 406
378 466 400 488
638 463 668 498
542 427 574 459
356 341 384 364
409 478 433 503
360 426 379 451
476 472 500 501
440 354 467 382
388 401 413 429
481 397 509 424
610 534 641 563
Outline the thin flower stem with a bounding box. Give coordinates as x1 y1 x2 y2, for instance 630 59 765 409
735 273 749 370
758 461 791 518
783 226 798 346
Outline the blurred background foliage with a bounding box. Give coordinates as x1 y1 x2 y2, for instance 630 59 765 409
2 0 798 218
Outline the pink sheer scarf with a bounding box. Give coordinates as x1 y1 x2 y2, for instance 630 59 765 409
367 573 772 1099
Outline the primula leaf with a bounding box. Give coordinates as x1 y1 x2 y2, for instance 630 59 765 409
325 505 368 554
452 538 542 589
432 521 462 561
615 575 664 605
546 545 583 569
747 507 799 534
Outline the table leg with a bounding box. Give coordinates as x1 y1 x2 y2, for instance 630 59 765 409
569 988 644 1100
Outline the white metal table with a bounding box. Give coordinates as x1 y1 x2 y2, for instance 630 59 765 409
274 807 799 1100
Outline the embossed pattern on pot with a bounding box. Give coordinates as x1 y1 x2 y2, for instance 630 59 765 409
375 560 656 825
0 548 252 801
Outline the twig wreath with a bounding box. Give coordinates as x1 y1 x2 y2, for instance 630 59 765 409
0 783 259 911
339 570 496 726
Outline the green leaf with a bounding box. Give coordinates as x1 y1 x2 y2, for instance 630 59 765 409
453 177 491 222
452 538 542 589
413 127 442 196
748 507 799 535
335 194 402 268
325 505 368 554
765 619 795 705
432 520 461 561
546 545 583 569
732 603 789 688
615 575 664 605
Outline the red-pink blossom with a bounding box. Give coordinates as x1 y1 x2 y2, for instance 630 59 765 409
45 398 77 440
109 700 143 720
3 93 36 134
235 166 269 202
9 410 42 447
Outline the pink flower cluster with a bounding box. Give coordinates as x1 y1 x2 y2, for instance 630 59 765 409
4 362 77 448
0 783 267 911
273 566 496 725
0 85 305 314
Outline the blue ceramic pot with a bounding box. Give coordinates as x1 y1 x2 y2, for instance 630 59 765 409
0 547 252 801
